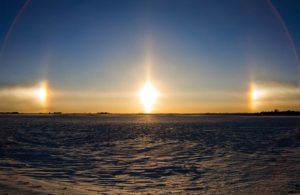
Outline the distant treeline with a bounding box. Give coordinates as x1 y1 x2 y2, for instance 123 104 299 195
258 110 300 116
203 110 300 116
49 112 62 114
97 112 110 114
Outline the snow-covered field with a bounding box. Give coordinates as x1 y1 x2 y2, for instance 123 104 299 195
0 114 299 194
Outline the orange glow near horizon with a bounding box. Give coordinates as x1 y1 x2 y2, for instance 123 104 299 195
1 79 299 113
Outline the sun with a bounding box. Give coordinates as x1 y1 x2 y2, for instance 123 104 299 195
139 82 159 113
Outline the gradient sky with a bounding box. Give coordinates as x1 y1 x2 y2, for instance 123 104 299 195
0 0 300 113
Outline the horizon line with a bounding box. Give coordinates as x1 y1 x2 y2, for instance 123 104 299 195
1 110 299 115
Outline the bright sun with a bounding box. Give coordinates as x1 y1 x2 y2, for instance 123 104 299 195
139 82 159 113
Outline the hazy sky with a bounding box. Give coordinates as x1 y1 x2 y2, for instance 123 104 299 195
0 0 300 113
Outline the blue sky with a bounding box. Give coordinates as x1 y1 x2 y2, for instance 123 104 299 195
0 0 300 112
